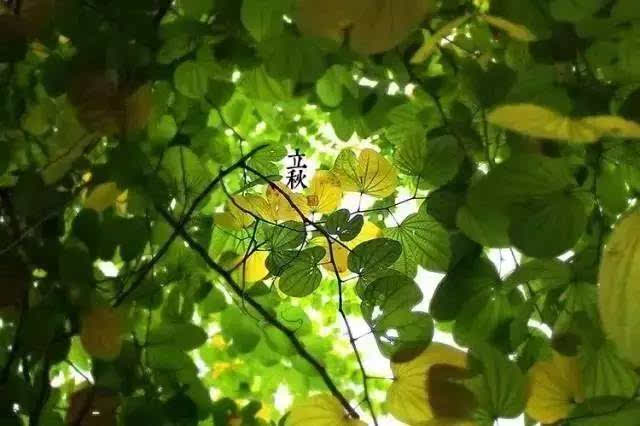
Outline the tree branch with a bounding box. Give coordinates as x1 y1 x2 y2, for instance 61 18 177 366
112 145 267 307
156 208 360 420
239 166 378 424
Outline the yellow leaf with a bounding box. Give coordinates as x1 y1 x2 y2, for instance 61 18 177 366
307 170 343 214
124 84 153 134
85 182 122 212
526 352 584 424
297 0 434 55
236 251 269 284
214 198 255 231
581 116 640 140
598 210 640 366
481 15 536 42
411 15 471 64
488 104 640 143
80 307 123 361
285 394 366 426
333 149 397 198
387 343 467 425
236 184 310 223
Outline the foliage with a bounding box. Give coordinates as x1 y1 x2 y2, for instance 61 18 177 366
1 0 640 425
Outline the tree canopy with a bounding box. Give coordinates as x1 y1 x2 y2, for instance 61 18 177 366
2 0 640 425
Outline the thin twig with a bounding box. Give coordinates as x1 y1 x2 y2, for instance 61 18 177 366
157 209 360 420
112 145 267 307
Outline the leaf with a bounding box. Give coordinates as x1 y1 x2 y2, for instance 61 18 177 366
580 343 639 399
159 146 211 208
505 258 572 290
386 343 467 425
347 238 402 275
236 251 269 284
85 182 122 213
80 307 123 361
411 15 471 64
361 273 434 358
430 254 499 321
526 352 585 424
325 209 364 242
457 154 577 247
147 323 208 351
278 247 325 297
481 15 537 41
285 394 366 426
550 0 605 23
488 104 640 143
385 209 451 275
174 60 209 99
315 65 357 107
332 149 397 198
146 345 194 370
453 290 515 348
470 344 526 418
598 209 640 366
214 198 255 231
396 135 464 188
508 192 589 258
241 0 288 42
306 170 343 214
296 0 434 55
236 184 310 222
220 306 262 353
319 220 382 275
178 0 214 18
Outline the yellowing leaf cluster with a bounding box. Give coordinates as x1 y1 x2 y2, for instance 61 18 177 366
80 307 124 361
296 0 434 55
598 209 640 366
285 394 366 426
235 183 310 223
386 343 468 425
85 182 125 213
488 104 640 143
306 170 343 214
525 352 584 424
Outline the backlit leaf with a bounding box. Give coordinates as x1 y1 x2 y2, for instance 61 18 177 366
332 149 397 198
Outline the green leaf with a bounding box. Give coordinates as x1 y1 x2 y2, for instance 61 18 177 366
385 208 451 275
262 221 306 250
241 0 289 42
220 306 262 353
278 247 324 297
178 0 214 18
431 253 499 321
508 192 589 258
348 238 402 275
396 135 464 188
174 60 209 99
470 343 527 418
199 286 228 315
361 273 433 358
325 209 363 242
505 258 572 290
597 164 630 216
550 0 605 23
315 65 357 107
581 342 639 399
146 345 194 370
147 323 208 351
454 290 516 348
